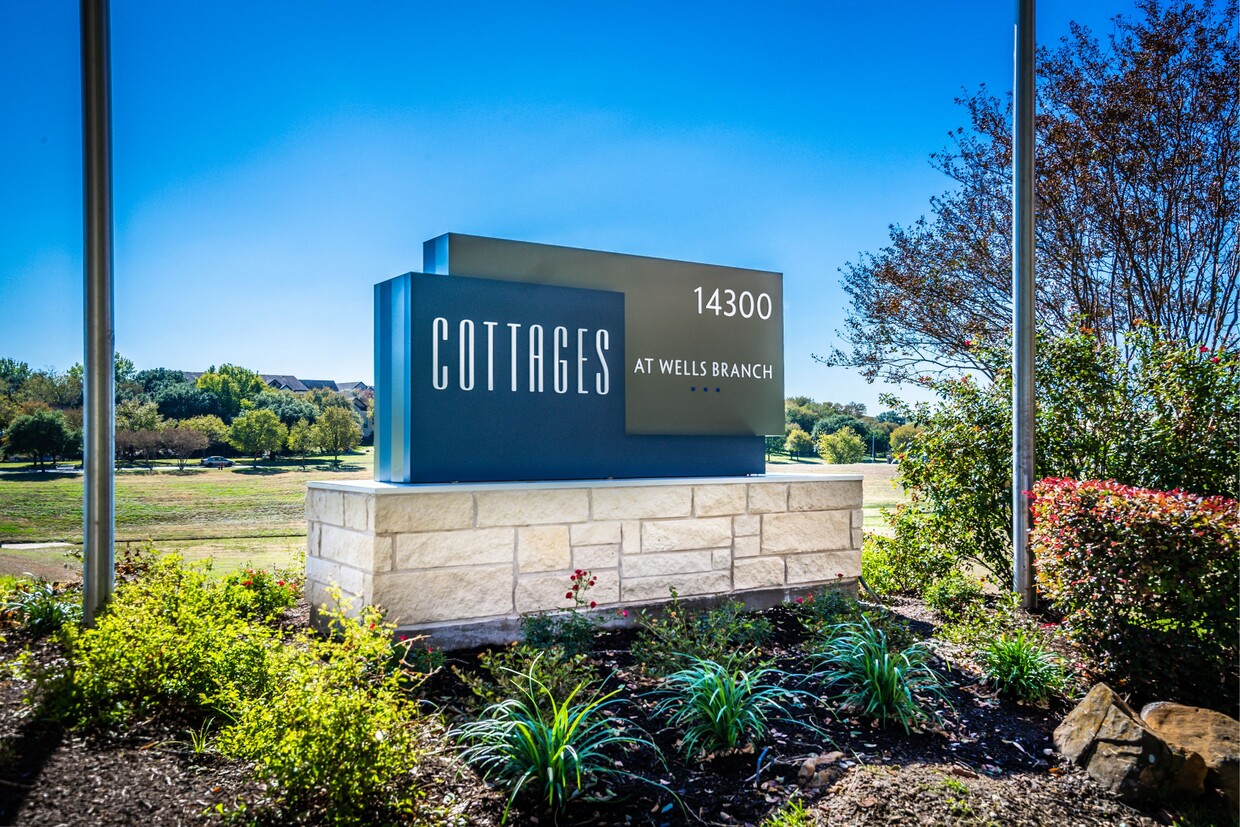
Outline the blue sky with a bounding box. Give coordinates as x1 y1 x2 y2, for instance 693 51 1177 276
1 1 1135 413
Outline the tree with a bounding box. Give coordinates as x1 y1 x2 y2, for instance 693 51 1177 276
115 398 163 433
135 367 190 396
287 418 317 469
312 406 361 466
253 390 320 427
180 414 229 449
0 358 32 390
227 409 288 466
156 382 222 420
818 426 866 464
889 423 924 454
826 1 1238 383
160 427 209 470
810 414 870 446
886 325 1238 582
18 370 81 408
763 434 784 461
876 410 906 425
3 409 71 470
116 428 161 469
783 426 814 461
196 364 266 421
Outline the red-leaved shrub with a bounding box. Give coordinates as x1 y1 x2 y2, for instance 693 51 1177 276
1032 478 1238 710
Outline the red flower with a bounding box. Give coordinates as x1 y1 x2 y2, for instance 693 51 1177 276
1210 356 1220 363
964 339 974 347
1199 345 1209 352
589 601 597 609
795 597 804 604
565 592 573 600
620 609 628 617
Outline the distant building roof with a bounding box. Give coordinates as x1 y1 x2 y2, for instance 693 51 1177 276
261 374 310 393
300 379 338 391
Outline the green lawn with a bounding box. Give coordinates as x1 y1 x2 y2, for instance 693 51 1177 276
0 448 372 544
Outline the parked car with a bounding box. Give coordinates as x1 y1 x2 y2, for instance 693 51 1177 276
199 456 235 468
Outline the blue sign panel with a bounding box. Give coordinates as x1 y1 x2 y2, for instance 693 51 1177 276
375 271 764 483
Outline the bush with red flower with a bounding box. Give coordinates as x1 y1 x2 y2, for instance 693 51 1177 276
1032 477 1238 710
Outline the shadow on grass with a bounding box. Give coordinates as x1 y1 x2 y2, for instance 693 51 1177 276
312 463 365 473
232 466 290 476
0 472 80 483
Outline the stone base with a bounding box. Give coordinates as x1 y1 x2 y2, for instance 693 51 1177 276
305 475 863 649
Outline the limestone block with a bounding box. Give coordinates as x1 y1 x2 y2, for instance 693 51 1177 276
693 484 747 517
762 511 851 554
785 550 862 584
516 569 619 613
733 534 761 558
734 557 785 591
851 509 864 529
343 493 373 532
788 480 863 512
374 565 512 624
712 549 731 570
621 520 641 553
477 489 589 527
623 550 715 579
306 580 357 617
518 525 571 573
592 486 692 521
570 521 621 546
307 489 344 526
396 528 514 570
305 554 369 597
374 493 474 533
642 518 733 552
307 522 321 557
319 524 388 570
574 544 619 571
733 515 760 536
747 483 788 514
622 570 731 602
852 528 864 550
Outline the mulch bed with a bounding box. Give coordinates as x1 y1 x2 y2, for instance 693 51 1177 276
0 597 1230 826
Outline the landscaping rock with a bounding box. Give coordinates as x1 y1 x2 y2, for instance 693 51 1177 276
1054 683 1205 802
1141 701 1240 810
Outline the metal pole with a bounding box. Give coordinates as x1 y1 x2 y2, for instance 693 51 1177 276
1012 0 1037 608
82 0 115 626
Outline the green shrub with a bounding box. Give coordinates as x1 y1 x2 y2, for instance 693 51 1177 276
885 325 1239 583
861 511 955 596
215 602 423 825
813 617 949 733
934 592 1024 647
653 656 811 760
3 581 81 637
51 556 274 726
632 592 772 675
924 572 985 620
1032 477 1238 707
455 641 600 707
817 426 866 464
980 631 1065 703
221 564 301 621
455 661 658 823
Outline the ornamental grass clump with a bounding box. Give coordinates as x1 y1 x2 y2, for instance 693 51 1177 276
455 657 660 823
652 655 813 760
980 631 1065 703
3 581 81 638
813 616 949 733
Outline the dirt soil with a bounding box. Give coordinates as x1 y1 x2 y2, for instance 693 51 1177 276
0 598 1231 827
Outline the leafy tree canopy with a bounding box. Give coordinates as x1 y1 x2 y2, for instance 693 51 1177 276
826 0 1238 383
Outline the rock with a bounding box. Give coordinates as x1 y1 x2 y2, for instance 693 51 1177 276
1054 683 1206 802
1141 701 1240 809
798 751 845 789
